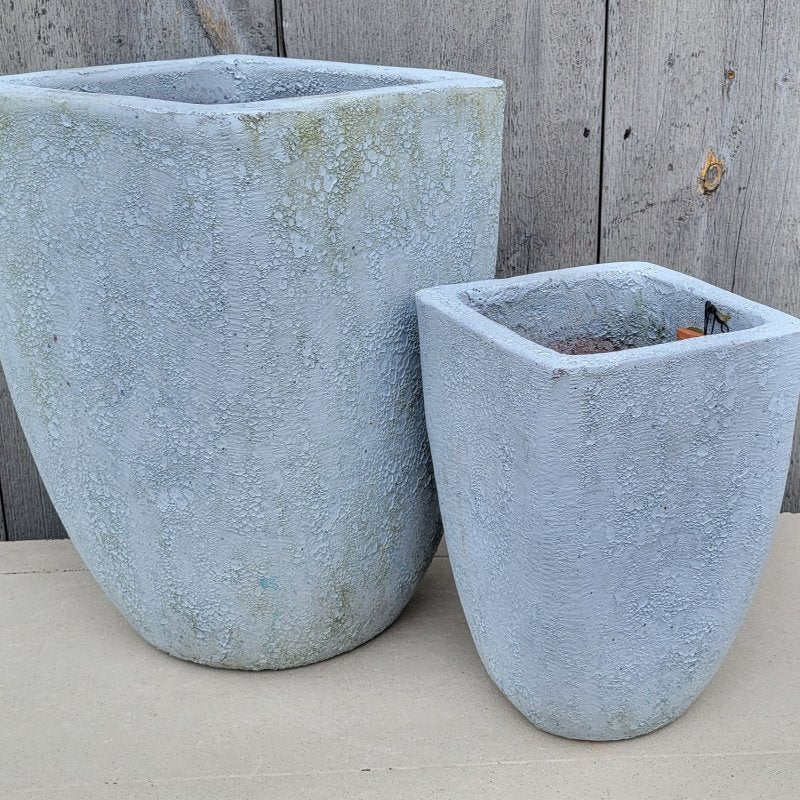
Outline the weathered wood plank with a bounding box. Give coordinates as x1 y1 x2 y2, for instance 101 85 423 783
600 0 800 508
0 366 64 540
281 0 606 277
0 0 278 76
0 0 211 74
0 2 278 538
186 0 280 56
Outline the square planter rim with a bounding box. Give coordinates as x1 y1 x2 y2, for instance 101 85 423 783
416 261 800 376
0 55 503 117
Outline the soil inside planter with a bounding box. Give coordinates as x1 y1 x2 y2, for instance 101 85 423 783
546 336 634 355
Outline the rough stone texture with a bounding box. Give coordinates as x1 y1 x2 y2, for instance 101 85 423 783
417 262 800 740
0 55 504 669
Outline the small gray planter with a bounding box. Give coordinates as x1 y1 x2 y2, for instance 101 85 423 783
0 56 504 668
417 262 800 739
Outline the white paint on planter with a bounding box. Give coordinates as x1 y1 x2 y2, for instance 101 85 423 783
0 56 504 668
417 262 800 740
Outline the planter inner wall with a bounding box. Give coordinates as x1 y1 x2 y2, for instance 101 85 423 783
10 60 420 105
465 271 764 351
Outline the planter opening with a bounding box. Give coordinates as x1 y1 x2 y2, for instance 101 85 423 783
464 270 764 355
16 60 419 105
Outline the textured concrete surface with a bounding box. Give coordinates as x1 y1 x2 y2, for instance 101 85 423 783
1 516 799 799
418 263 800 740
0 56 503 668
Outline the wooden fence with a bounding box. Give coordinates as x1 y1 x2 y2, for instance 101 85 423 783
1 1 798 538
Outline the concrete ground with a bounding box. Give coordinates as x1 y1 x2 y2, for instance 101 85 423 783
1 517 799 799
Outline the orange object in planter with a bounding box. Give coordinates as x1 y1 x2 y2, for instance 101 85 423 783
676 326 704 341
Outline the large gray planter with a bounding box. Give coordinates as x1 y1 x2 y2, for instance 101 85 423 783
0 56 504 669
417 262 800 739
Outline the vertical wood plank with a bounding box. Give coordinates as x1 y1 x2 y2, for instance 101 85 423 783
601 0 800 508
281 0 606 277
0 1 278 75
185 1 280 56
0 367 64 540
0 0 213 73
0 1 278 538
